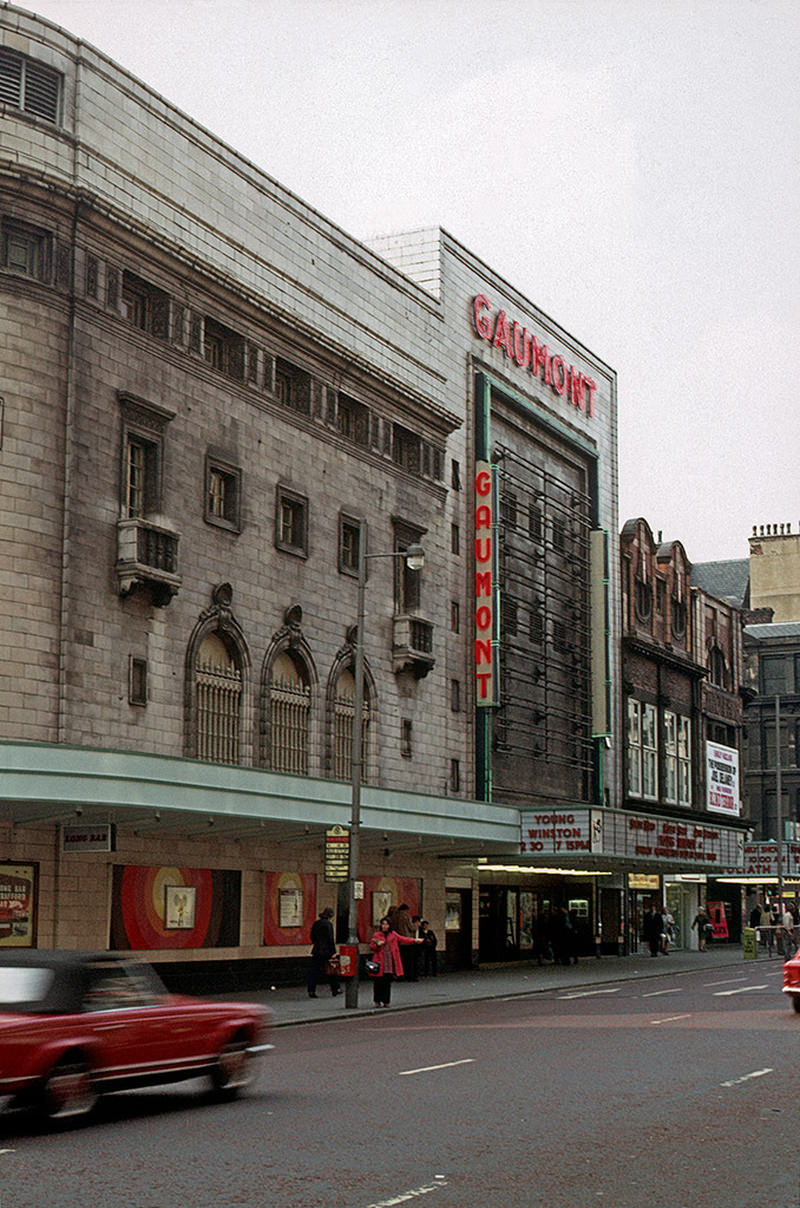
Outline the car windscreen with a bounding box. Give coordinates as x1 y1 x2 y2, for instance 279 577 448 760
0 966 56 1011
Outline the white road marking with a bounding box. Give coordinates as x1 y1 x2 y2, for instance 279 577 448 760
398 1059 475 1076
720 1068 773 1088
642 988 682 997
651 1014 691 1025
705 977 747 986
366 1177 449 1206
713 985 768 997
558 988 622 1000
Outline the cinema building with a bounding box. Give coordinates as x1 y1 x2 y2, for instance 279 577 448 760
0 5 632 980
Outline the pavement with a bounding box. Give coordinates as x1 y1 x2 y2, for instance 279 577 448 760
213 943 780 1027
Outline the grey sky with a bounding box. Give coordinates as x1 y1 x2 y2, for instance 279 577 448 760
18 0 799 562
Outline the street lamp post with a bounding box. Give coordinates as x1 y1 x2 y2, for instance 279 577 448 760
344 535 424 1009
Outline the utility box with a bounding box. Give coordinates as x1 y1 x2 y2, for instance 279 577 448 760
337 944 358 977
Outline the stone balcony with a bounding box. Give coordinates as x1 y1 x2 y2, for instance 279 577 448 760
116 517 181 606
392 614 435 678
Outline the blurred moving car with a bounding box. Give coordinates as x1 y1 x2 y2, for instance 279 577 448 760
0 950 272 1121
782 945 800 1012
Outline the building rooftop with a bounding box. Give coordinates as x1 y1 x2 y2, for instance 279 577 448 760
691 559 750 608
743 621 800 640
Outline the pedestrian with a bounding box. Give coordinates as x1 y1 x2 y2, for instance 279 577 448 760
692 906 710 952
662 908 675 953
551 906 572 966
760 903 774 955
781 904 796 958
419 919 438 977
369 915 423 1008
647 903 664 957
307 906 340 999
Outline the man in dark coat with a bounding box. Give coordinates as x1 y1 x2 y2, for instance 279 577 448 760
308 906 340 998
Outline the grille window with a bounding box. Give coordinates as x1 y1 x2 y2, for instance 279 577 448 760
195 633 242 764
269 652 310 775
0 50 60 122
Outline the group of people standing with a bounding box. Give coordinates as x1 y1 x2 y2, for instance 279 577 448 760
748 899 798 957
642 903 676 957
306 902 439 1007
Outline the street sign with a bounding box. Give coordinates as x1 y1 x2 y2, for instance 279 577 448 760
324 825 350 882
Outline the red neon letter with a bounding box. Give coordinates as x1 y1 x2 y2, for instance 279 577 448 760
550 355 566 395
472 294 492 340
512 322 530 369
475 470 491 496
475 637 493 661
475 570 492 597
492 309 512 357
476 671 493 698
475 608 492 632
474 537 491 562
585 377 597 418
475 503 492 529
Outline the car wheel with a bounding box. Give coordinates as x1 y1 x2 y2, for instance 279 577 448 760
41 1057 97 1122
210 1036 254 1099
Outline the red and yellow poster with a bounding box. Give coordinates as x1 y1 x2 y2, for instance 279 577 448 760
0 863 37 948
263 872 316 946
110 864 241 950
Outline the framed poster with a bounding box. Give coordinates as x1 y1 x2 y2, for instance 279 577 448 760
445 893 462 932
0 863 37 948
372 890 393 927
279 887 304 929
164 884 196 930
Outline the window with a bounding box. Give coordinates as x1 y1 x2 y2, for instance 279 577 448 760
337 394 370 446
451 524 460 555
628 699 657 800
275 357 311 415
203 317 245 380
708 647 727 689
0 50 60 122
762 655 788 696
125 435 159 519
205 457 241 532
128 657 147 706
401 718 413 758
394 523 424 614
332 668 371 782
529 501 543 543
195 632 242 764
530 602 544 645
501 597 519 639
121 271 170 339
269 651 310 774
451 601 460 633
451 459 461 491
635 579 652 622
664 711 678 804
339 515 361 576
1 218 49 281
392 424 421 474
677 715 691 806
450 678 461 713
500 492 518 529
671 596 687 639
275 487 307 556
450 759 461 793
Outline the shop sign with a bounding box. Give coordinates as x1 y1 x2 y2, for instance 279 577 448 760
723 841 800 878
520 808 745 870
62 822 114 853
471 294 598 418
706 742 740 816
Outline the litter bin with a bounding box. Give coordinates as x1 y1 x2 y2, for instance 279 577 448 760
337 944 357 978
743 927 757 960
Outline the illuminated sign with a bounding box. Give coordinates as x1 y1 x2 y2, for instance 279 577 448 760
706 742 740 816
472 294 597 417
474 461 496 705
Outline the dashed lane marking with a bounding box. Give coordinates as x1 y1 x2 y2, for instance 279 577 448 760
366 1176 449 1205
720 1068 773 1088
398 1059 475 1076
650 1014 691 1025
713 984 768 997
558 988 622 1000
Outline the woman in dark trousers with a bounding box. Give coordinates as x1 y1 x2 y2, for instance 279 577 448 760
369 916 422 1007
419 919 438 977
307 906 340 998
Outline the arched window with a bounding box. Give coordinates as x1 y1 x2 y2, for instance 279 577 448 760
195 632 242 764
709 646 727 689
332 668 372 781
269 651 311 774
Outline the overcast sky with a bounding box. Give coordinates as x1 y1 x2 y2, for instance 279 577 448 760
19 0 799 562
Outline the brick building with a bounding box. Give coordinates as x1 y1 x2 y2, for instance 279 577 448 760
620 518 747 948
0 6 622 978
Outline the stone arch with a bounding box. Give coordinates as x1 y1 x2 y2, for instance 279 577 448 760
184 583 252 764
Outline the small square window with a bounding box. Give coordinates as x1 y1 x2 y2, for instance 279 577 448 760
337 394 370 446
205 457 242 532
339 514 362 576
121 270 170 339
276 486 308 557
129 656 147 706
2 219 49 281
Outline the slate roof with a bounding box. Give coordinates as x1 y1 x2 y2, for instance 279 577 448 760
690 559 750 607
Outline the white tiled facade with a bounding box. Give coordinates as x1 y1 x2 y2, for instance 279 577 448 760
0 6 618 973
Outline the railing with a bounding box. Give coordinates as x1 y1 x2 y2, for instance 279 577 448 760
750 925 799 958
116 517 181 604
392 614 435 677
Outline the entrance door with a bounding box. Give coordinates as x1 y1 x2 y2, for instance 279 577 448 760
599 888 622 955
444 889 473 971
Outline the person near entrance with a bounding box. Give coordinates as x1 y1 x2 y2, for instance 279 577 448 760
419 919 438 976
307 907 340 998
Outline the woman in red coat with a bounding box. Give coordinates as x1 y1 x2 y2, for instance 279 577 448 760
369 916 422 1008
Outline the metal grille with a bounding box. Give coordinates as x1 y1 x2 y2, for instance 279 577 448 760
270 677 310 774
332 691 370 781
0 51 60 122
196 661 241 764
492 442 593 799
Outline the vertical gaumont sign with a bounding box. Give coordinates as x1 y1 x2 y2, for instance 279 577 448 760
706 742 740 817
474 460 498 706
471 294 598 418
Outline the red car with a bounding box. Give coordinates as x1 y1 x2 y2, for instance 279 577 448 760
782 947 800 1011
0 950 272 1121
